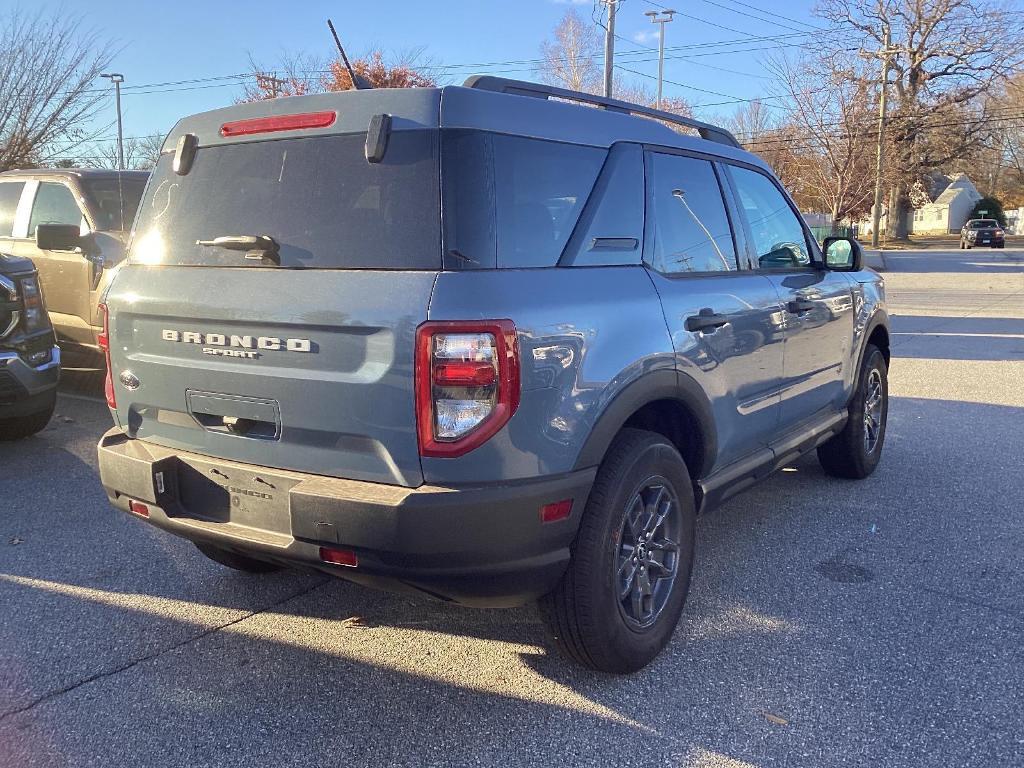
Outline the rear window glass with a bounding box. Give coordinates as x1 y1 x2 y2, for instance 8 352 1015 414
82 176 147 232
444 132 605 268
130 132 440 269
970 220 997 228
0 182 24 237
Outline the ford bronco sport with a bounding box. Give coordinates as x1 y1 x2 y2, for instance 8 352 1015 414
96 77 890 673
1 253 60 439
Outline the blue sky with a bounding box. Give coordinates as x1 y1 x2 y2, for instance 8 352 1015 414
52 0 829 155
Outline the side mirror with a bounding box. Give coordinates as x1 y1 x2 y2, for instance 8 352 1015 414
822 236 863 272
35 224 82 252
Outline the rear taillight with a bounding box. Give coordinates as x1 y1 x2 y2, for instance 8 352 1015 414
98 303 115 409
416 320 520 458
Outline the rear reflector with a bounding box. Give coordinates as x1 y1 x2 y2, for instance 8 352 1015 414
97 303 115 409
128 500 150 518
433 361 497 387
540 499 573 523
220 111 337 137
319 546 358 568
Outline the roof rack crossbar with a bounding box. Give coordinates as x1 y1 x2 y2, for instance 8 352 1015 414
462 75 741 149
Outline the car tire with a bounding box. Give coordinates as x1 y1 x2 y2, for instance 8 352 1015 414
194 542 282 574
0 393 56 441
818 344 888 479
539 428 696 674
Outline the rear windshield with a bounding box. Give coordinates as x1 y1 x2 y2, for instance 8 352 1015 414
970 220 998 228
130 132 440 269
82 176 147 232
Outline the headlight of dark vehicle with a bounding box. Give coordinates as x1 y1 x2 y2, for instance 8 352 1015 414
0 275 17 338
18 276 47 334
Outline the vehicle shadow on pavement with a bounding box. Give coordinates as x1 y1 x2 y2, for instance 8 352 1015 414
881 250 1024 273
891 315 1024 361
2 396 1022 766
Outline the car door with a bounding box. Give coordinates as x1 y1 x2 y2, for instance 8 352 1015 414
721 163 855 431
643 150 786 470
17 180 95 348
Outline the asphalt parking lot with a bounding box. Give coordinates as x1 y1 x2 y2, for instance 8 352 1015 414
2 248 1022 768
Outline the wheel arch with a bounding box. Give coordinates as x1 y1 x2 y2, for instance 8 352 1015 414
860 311 891 369
574 370 717 481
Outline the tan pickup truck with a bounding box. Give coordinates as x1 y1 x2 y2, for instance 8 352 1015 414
0 169 148 360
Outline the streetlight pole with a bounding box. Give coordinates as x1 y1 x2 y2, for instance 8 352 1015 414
100 73 125 170
644 9 676 110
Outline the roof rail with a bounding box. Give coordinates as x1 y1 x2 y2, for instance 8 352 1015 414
462 75 741 149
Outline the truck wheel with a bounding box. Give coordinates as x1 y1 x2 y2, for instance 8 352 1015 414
0 393 56 441
818 344 888 479
540 428 696 673
194 542 281 574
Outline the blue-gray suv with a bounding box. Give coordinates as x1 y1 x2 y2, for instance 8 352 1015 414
96 77 890 673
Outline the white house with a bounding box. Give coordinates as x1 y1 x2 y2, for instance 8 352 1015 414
910 174 982 234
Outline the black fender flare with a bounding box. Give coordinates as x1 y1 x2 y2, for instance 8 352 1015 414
573 369 718 478
856 309 890 375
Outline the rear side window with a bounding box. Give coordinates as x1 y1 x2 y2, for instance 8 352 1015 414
28 182 83 236
131 132 440 269
727 166 811 270
82 177 148 232
646 152 736 274
0 182 24 237
443 132 605 268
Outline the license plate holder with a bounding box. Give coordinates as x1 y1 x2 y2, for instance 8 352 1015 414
175 459 294 535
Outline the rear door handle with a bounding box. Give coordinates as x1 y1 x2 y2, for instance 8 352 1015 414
787 299 815 314
685 308 729 333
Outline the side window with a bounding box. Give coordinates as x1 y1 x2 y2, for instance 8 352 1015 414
28 182 84 237
647 152 737 274
442 132 606 269
727 166 810 270
493 136 605 268
0 182 25 237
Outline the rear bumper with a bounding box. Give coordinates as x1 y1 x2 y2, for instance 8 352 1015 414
0 347 60 417
97 429 595 607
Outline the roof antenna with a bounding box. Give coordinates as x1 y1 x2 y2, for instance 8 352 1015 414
327 19 371 90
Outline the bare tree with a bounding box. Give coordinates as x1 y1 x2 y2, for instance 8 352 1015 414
767 52 878 222
727 99 776 146
79 132 166 170
0 8 115 171
239 49 437 102
985 74 1024 207
538 9 602 93
238 51 330 101
818 0 1024 237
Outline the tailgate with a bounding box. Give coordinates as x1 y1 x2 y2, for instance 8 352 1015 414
105 265 435 487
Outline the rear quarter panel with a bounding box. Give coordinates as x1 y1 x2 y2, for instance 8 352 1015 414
424 266 674 483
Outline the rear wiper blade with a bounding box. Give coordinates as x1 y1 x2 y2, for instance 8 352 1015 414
196 234 280 265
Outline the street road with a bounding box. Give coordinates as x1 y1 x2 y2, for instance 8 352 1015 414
2 249 1022 767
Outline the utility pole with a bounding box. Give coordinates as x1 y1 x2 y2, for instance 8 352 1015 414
864 29 898 249
263 75 287 98
644 8 676 110
100 73 125 170
602 0 618 98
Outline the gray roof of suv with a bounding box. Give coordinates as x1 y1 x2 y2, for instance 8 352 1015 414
161 79 770 173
